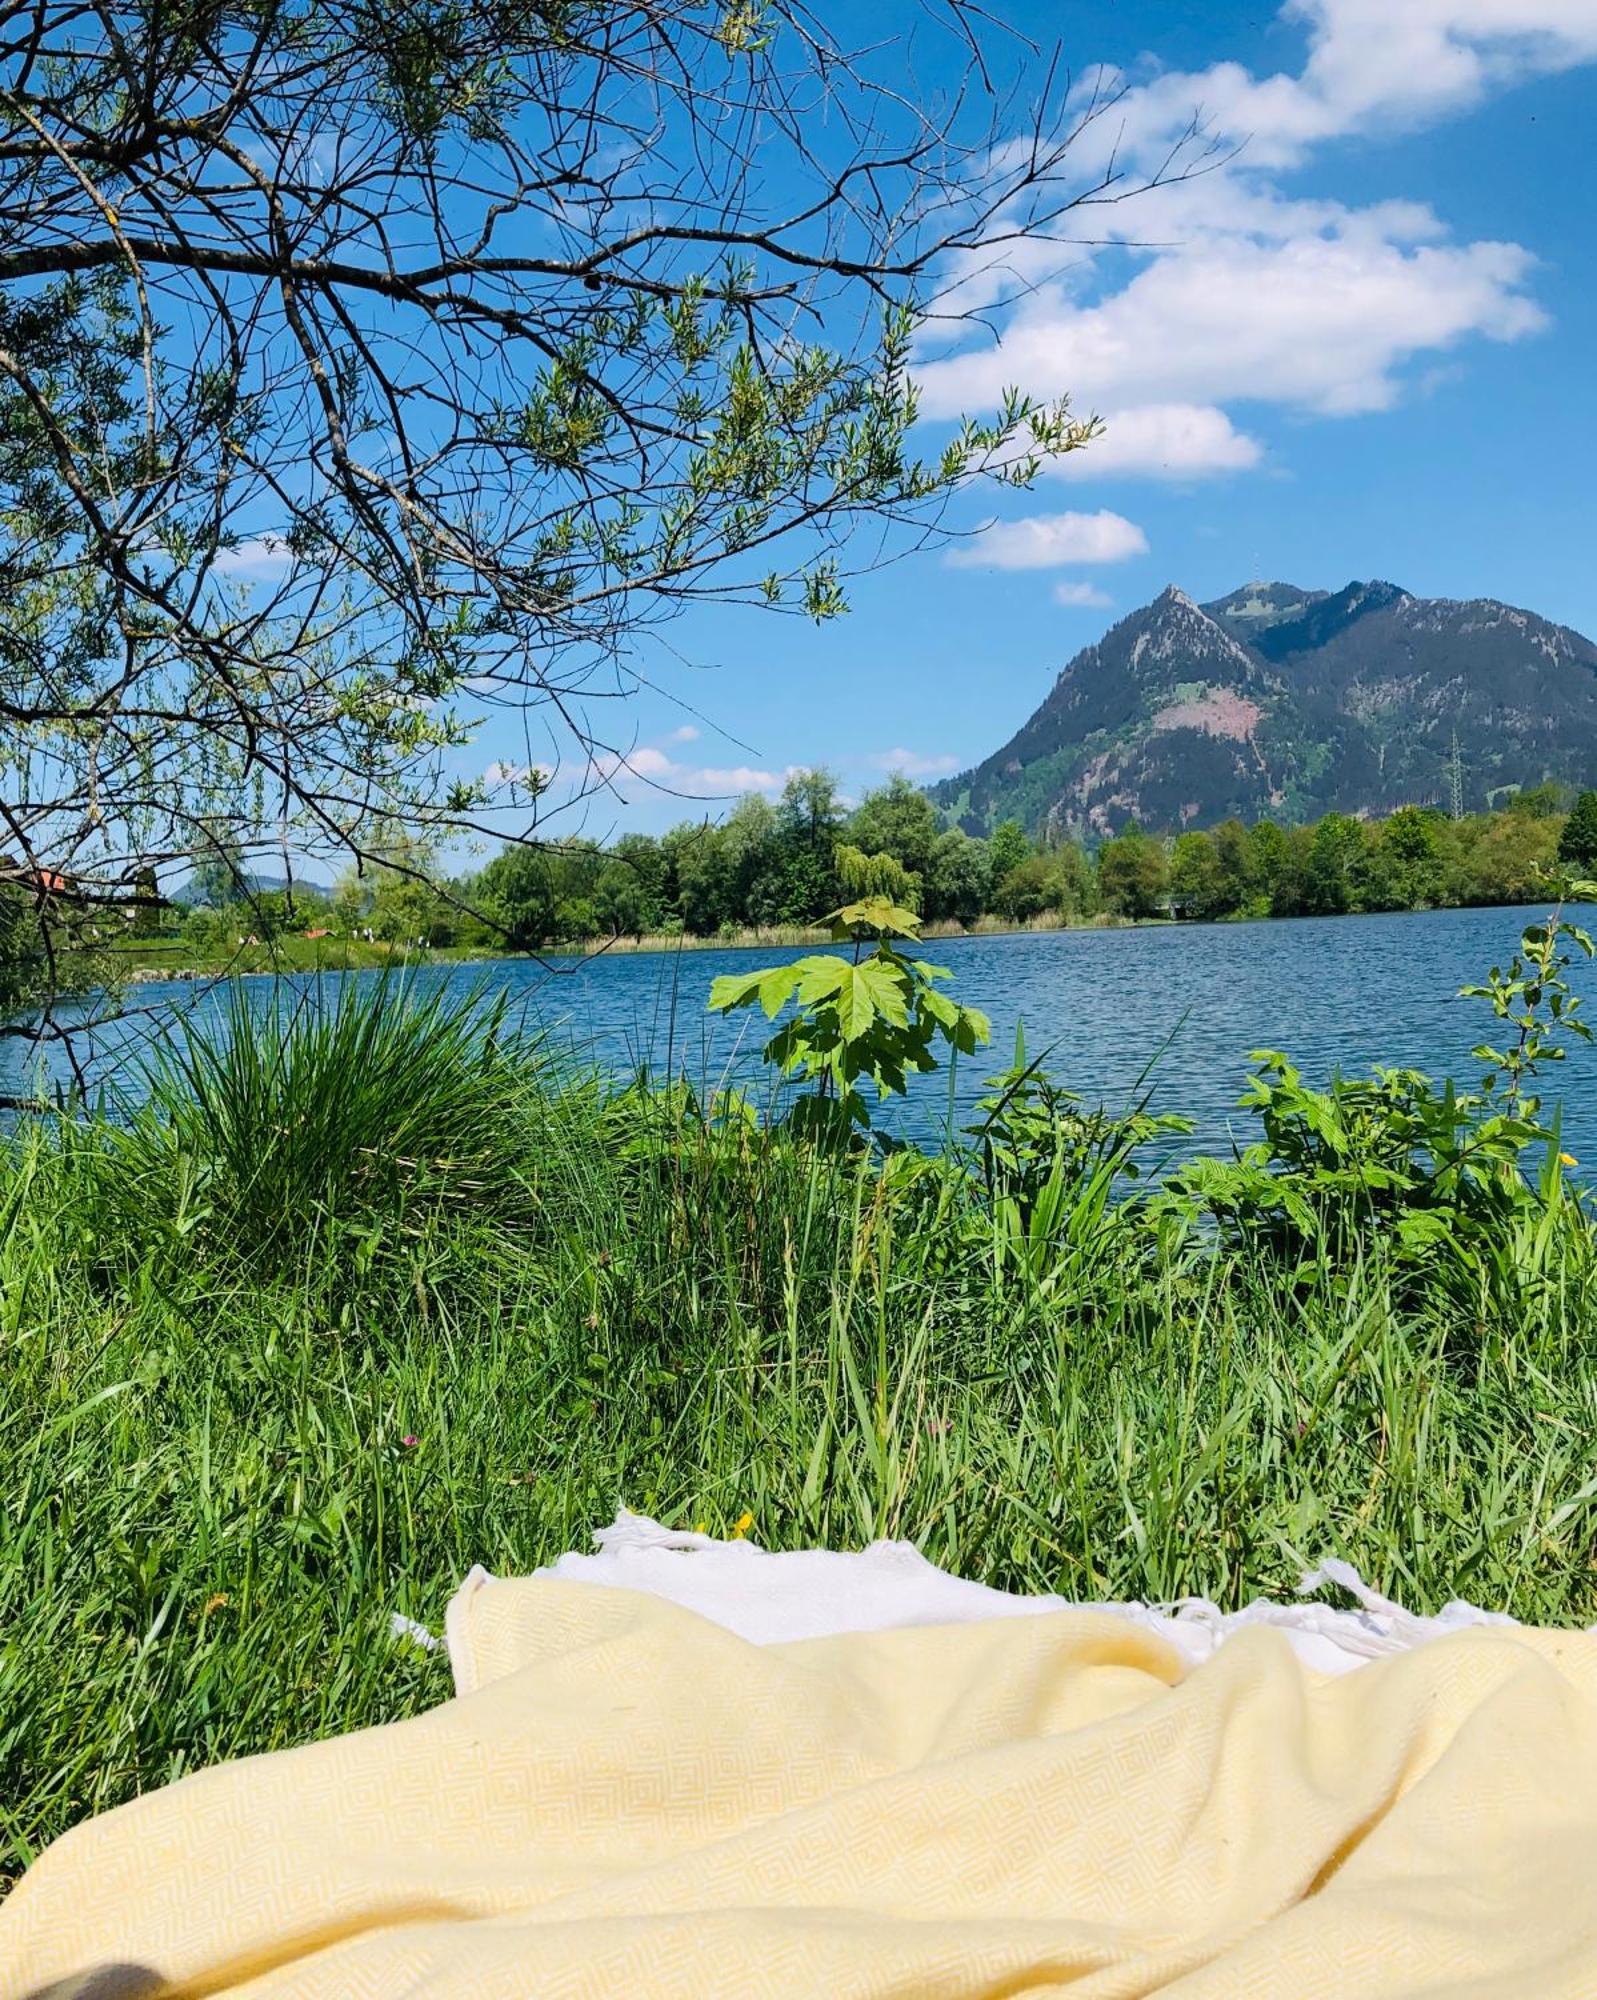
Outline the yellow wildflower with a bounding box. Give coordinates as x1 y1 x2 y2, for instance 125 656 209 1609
201 1593 230 1617
1561 1153 1578 1167
732 1510 754 1537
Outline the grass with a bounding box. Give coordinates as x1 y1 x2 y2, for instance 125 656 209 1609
4 975 1597 1885
107 933 433 978
97 907 1158 982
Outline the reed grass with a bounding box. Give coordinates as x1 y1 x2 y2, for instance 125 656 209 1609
3 976 1597 1884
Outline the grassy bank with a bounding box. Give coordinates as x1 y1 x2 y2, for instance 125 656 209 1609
108 934 452 980
4 967 1597 1885
101 907 1157 982
540 911 1159 958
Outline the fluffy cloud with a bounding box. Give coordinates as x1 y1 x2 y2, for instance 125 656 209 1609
944 510 1147 570
210 534 291 576
1049 404 1262 481
592 742 786 797
1115 1 1597 167
697 764 785 791
864 748 962 778
921 231 1541 423
915 1 1589 463
1052 581 1114 609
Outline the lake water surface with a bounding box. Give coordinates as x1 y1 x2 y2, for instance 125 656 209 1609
9 903 1597 1162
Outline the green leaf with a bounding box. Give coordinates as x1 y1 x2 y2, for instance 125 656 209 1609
835 966 877 1043
792 955 850 1004
707 970 766 1013
854 957 909 1029
830 895 921 939
755 966 802 1018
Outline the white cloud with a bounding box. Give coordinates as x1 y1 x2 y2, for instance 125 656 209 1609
914 1 1589 470
697 764 784 791
921 231 1541 422
211 534 291 576
591 742 787 798
1049 404 1263 481
1169 1 1597 163
665 724 701 743
865 748 962 778
614 746 676 780
944 509 1148 570
1052 581 1114 609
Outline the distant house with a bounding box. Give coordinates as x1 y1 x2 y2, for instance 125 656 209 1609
0 856 75 898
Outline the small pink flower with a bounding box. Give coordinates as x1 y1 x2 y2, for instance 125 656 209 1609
401 1434 419 1448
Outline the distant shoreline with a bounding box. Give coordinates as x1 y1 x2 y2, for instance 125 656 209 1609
108 909 1161 986
99 897 1581 988
538 910 1159 961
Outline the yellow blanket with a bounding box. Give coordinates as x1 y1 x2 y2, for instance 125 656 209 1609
6 1579 1597 1998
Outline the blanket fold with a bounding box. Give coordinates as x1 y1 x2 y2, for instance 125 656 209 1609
5 1575 1597 1998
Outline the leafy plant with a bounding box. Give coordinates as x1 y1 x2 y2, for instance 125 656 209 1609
707 895 989 1140
965 1028 1190 1281
1463 893 1596 1113
1169 901 1597 1300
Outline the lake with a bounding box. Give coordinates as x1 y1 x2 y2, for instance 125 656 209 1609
7 903 1596 1162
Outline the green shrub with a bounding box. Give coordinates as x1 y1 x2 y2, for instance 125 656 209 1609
115 973 538 1277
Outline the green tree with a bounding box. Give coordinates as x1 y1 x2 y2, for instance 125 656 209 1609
667 823 735 937
925 831 991 926
370 877 456 947
0 885 39 1013
1098 825 1168 919
836 845 919 910
182 904 237 956
1466 812 1560 905
847 776 939 881
1301 814 1366 916
764 770 844 924
993 855 1062 922
332 875 371 936
477 847 559 950
778 770 844 851
1376 806 1445 909
245 890 298 943
1 3 1110 1021
593 864 652 940
1211 819 1256 917
708 896 990 1141
555 897 598 944
1168 831 1224 920
1510 781 1565 820
130 866 163 939
722 795 783 927
1248 820 1298 916
187 846 249 909
580 836 666 938
1052 841 1095 918
1559 792 1597 871
987 820 1032 884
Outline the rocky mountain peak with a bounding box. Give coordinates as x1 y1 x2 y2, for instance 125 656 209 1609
930 578 1597 839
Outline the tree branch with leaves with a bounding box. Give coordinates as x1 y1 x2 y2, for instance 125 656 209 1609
0 1 1198 1057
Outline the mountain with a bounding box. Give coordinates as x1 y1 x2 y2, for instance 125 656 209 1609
171 870 332 907
931 580 1597 838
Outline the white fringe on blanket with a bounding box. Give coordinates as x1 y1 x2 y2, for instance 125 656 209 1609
392 1511 1553 1682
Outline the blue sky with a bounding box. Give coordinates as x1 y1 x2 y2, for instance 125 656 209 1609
467 0 1597 845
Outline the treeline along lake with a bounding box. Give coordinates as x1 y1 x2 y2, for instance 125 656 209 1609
8 902 1597 1163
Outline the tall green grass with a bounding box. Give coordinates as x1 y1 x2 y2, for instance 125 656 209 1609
4 975 1597 1883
